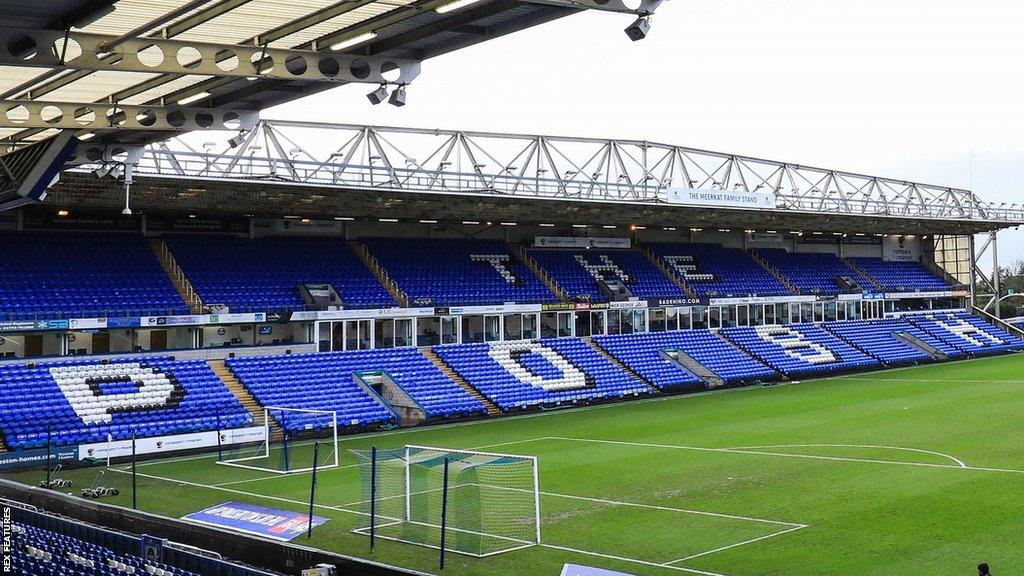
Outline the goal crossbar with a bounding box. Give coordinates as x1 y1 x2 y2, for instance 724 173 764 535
215 406 339 475
350 444 541 558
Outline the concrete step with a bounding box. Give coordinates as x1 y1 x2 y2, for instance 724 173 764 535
208 359 283 441
747 249 801 295
641 246 699 300
513 244 569 301
148 238 204 314
350 241 409 307
583 337 657 391
842 257 885 291
421 348 502 416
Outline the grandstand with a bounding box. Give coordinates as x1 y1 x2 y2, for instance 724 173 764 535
2 1 1024 575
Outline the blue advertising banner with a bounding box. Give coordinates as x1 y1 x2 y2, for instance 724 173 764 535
0 445 79 470
182 502 328 541
559 564 636 576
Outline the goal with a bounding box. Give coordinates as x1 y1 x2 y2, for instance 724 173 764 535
350 445 540 557
216 407 339 474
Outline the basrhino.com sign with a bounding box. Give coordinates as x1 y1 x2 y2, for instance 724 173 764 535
183 501 328 541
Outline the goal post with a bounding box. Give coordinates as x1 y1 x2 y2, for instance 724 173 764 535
216 407 339 474
350 445 540 558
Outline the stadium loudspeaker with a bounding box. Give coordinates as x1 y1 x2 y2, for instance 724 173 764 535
388 85 407 107
367 84 389 105
0 131 78 211
624 15 651 41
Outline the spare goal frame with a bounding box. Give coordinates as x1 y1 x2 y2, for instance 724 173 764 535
215 406 339 474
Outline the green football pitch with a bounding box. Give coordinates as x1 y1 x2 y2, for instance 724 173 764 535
8 354 1024 576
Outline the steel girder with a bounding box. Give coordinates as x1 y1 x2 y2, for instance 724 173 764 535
123 119 1024 225
0 100 258 131
0 26 422 87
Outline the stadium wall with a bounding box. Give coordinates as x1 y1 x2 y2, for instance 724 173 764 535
1 479 428 576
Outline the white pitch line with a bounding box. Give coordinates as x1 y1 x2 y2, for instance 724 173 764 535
662 525 809 564
212 436 552 487
540 543 729 576
550 436 1024 475
532 488 804 528
117 455 806 569
107 467 368 517
485 481 798 528
724 444 968 468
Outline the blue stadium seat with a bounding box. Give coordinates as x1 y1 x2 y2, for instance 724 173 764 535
0 231 188 320
720 323 879 378
849 257 951 292
362 238 555 306
595 330 779 385
227 348 486 431
907 311 1024 356
527 248 686 302
753 249 873 295
0 357 250 450
164 235 395 312
822 318 933 366
433 338 651 410
11 520 202 576
647 243 790 298
589 332 703 390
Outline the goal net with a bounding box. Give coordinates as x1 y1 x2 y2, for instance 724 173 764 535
216 407 338 474
350 445 540 557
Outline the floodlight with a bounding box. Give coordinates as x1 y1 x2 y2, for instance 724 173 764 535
91 164 113 179
227 130 249 149
624 15 651 42
388 85 407 107
367 84 388 105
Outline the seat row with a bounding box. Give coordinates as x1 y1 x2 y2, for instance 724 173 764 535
0 313 1018 451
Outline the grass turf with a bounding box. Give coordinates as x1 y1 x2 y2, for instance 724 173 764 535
6 353 1024 576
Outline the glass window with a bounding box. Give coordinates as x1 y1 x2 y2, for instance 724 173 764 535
441 316 459 344
319 322 332 352
632 309 647 333
824 301 837 322
607 310 622 335
523 314 539 339
484 315 501 342
395 318 413 347
374 318 394 349
418 316 440 347
558 312 573 337
800 302 813 323
462 316 485 343
540 312 559 338
504 313 522 341
736 305 749 327
590 311 606 336
649 308 666 332
664 307 678 331
575 311 591 337
692 306 707 330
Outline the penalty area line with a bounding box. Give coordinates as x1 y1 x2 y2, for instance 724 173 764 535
551 436 1024 475
540 543 729 576
662 524 808 564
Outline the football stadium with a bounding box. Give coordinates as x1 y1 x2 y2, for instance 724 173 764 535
2 2 1024 576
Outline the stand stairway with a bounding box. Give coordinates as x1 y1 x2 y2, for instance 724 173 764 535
421 348 501 416
209 359 283 441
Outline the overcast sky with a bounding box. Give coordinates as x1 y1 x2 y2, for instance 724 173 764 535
265 0 1024 266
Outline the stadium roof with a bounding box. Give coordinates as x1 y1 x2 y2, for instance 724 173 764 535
1 0 626 150
46 119 1024 235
